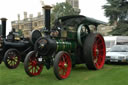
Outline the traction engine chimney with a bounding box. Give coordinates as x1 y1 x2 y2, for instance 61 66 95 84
42 5 52 34
1 18 7 38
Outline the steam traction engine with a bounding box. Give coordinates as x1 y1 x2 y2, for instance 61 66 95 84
0 18 33 69
24 5 106 80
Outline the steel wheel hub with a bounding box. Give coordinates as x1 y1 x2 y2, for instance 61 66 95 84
64 63 68 68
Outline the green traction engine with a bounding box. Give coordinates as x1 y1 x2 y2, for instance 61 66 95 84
24 5 106 80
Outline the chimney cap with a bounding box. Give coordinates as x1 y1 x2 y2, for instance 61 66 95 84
1 18 7 21
42 5 52 9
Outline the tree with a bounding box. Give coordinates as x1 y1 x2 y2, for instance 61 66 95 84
109 21 128 35
103 0 121 25
103 0 128 35
18 29 23 37
118 0 128 21
51 2 79 25
103 0 128 25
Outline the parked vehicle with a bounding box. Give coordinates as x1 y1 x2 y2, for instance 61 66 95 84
24 5 106 80
0 18 33 69
104 36 128 52
106 45 128 63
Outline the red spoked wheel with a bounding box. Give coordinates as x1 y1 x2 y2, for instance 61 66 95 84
93 34 106 69
24 51 43 77
83 33 106 70
54 51 72 80
4 49 20 69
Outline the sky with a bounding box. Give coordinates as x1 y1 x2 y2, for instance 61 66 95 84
0 0 108 34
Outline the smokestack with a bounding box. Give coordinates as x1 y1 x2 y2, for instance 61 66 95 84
43 5 52 33
1 18 7 38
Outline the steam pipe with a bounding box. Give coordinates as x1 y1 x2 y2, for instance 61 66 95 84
1 18 7 38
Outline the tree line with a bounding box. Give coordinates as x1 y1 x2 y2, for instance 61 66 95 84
103 0 128 35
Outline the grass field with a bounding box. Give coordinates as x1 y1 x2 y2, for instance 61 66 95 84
0 62 128 85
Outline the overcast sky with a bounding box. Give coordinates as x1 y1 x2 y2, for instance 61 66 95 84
0 0 108 33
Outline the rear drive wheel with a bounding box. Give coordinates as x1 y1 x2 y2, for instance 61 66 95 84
24 51 43 77
83 33 106 70
54 51 72 80
4 49 20 69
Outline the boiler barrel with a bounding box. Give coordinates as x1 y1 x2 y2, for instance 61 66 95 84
56 40 76 51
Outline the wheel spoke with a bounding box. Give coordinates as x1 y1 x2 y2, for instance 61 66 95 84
35 66 38 73
64 54 68 63
28 65 33 70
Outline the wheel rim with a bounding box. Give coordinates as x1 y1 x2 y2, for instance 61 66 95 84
27 53 43 76
93 34 106 69
58 53 72 79
6 51 20 68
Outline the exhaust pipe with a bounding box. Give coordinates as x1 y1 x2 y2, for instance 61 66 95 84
42 5 52 34
1 18 7 38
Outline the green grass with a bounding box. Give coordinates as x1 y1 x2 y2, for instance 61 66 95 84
1 63 128 85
